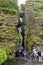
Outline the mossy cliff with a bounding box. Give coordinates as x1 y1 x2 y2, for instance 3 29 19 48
0 14 20 55
24 0 43 51
0 0 20 56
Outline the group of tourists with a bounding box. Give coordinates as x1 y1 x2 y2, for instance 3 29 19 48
30 46 42 63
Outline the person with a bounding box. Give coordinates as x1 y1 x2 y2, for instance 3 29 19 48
38 51 42 62
33 47 38 56
30 50 34 62
32 47 38 63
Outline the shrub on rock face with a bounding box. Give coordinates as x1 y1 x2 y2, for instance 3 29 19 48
0 46 11 65
0 0 18 14
25 0 43 51
0 48 7 65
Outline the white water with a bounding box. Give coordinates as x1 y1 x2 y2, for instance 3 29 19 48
18 17 23 52
17 15 26 56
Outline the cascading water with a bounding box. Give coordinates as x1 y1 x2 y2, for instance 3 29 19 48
18 17 23 52
16 13 26 57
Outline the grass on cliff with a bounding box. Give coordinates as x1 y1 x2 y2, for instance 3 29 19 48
0 0 18 14
0 45 11 65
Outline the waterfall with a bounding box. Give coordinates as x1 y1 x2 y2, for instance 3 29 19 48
16 13 26 57
18 17 23 52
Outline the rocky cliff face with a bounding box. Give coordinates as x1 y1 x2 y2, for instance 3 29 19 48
25 0 43 51
0 14 20 54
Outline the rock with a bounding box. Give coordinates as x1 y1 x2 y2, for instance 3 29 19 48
24 0 43 53
0 14 20 55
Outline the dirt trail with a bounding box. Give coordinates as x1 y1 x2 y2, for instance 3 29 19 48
12 58 42 65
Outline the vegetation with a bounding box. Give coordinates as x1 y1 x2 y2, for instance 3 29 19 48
25 0 43 51
0 45 11 65
20 4 25 12
0 0 20 64
0 15 20 55
0 0 18 14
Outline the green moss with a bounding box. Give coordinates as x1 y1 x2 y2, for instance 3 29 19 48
0 14 19 55
39 32 43 35
0 16 6 21
0 0 18 14
25 0 43 51
15 32 20 51
0 45 11 65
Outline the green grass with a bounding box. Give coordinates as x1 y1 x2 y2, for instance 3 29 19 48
0 0 18 14
42 63 43 65
0 7 18 14
0 45 11 65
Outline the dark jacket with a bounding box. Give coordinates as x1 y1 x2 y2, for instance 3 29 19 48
38 51 41 56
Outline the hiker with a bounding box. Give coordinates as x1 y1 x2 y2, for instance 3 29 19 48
33 47 38 56
38 51 42 62
32 47 38 63
30 50 34 62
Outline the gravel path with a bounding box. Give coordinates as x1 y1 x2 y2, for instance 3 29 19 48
13 57 42 65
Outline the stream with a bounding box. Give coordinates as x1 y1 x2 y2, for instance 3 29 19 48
18 14 24 52
16 13 26 57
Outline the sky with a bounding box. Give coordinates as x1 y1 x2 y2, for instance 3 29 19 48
18 0 26 6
